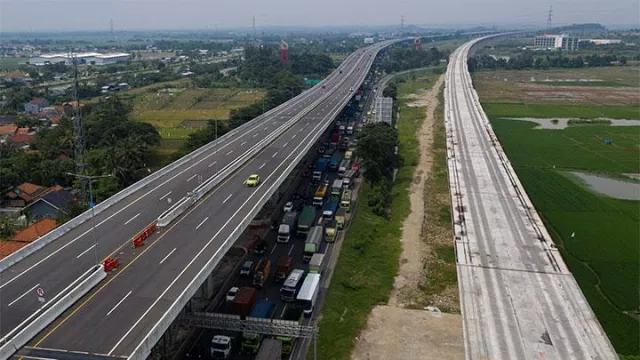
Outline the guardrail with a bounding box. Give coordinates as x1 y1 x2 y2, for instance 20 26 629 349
0 265 107 360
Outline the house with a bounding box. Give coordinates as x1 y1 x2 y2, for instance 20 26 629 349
8 182 46 206
7 134 36 146
24 98 49 114
12 218 57 243
4 71 26 83
27 187 75 221
15 128 30 135
0 124 17 136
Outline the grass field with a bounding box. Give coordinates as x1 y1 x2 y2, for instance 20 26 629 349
487 116 640 356
483 103 640 120
315 72 437 359
0 57 27 72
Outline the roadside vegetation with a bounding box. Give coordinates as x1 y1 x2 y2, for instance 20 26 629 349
477 63 639 356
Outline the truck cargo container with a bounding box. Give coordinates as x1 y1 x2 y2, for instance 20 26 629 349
275 255 292 283
297 273 321 317
322 199 338 221
231 287 257 318
255 338 282 360
275 308 305 357
313 158 328 181
331 179 343 197
340 189 352 212
309 253 325 274
313 184 328 207
328 152 342 171
253 259 271 288
296 206 316 236
338 158 351 178
280 269 305 302
342 169 355 189
303 226 323 263
277 211 297 243
241 299 276 354
335 208 346 230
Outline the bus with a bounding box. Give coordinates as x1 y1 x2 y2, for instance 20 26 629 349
296 273 321 317
280 269 306 302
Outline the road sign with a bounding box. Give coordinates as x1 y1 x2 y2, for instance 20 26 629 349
36 287 44 297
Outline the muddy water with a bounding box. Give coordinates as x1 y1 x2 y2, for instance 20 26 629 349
570 171 640 201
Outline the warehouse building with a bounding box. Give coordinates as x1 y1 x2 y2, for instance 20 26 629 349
29 52 131 66
373 97 393 125
533 34 579 51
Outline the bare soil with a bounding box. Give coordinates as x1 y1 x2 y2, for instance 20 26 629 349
352 75 464 359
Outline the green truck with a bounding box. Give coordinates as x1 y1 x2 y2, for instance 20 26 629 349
275 308 305 357
241 299 276 354
296 206 316 236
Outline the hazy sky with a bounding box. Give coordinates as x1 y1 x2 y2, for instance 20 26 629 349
1 0 638 32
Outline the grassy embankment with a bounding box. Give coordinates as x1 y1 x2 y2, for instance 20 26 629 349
482 87 640 356
316 70 447 359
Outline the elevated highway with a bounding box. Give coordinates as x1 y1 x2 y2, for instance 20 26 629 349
445 37 617 359
1 41 393 358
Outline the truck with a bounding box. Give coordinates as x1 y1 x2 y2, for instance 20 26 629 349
312 158 328 181
340 189 352 212
296 273 321 317
309 253 325 274
351 161 360 177
338 158 351 178
328 151 342 171
313 184 328 207
303 226 323 263
210 335 233 359
342 169 355 189
344 150 353 161
255 338 282 360
296 206 316 236
330 131 340 146
331 179 343 197
324 220 337 243
275 255 292 283
346 125 354 136
241 299 276 354
253 259 271 288
231 287 257 318
277 211 298 243
322 199 338 221
275 308 305 357
335 208 346 230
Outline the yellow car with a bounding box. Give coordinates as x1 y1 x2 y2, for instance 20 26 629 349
244 174 260 187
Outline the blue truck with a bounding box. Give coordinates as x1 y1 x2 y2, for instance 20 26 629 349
241 299 276 354
313 158 328 181
322 199 338 222
328 152 342 172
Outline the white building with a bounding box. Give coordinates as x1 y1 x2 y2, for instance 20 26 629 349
364 37 375 44
29 52 131 66
533 35 579 51
583 39 622 45
373 97 393 125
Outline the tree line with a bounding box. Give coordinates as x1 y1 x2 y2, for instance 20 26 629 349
382 46 448 73
468 52 628 72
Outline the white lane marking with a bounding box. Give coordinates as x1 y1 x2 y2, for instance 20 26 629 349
252 133 258 138
270 244 277 255
280 304 288 318
208 161 217 168
225 150 233 156
76 244 96 259
272 151 278 158
124 213 140 225
159 191 172 200
196 217 209 230
8 283 40 307
263 127 268 131
259 163 266 170
299 128 304 132
288 244 295 256
159 248 177 265
187 174 198 182
282 142 289 148
240 141 247 146
106 291 132 316
292 134 296 139
223 194 233 204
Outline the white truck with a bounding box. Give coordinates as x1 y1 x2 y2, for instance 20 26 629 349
309 253 325 274
211 335 233 359
331 179 343 197
277 211 297 243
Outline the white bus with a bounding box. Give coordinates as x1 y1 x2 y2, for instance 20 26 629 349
280 269 306 302
296 273 321 317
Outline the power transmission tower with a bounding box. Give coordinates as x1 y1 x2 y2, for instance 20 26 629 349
400 15 405 31
547 6 553 28
71 53 88 205
252 16 256 38
110 19 114 36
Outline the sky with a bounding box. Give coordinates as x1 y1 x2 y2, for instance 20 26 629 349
0 0 638 32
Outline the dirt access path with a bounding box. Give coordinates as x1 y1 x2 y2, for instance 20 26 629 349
351 75 464 360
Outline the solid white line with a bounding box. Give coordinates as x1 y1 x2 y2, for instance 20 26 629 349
252 133 258 138
223 194 233 204
240 141 247 146
159 191 172 200
76 244 96 259
208 161 217 168
272 151 278 158
106 291 132 316
124 213 140 225
299 128 304 132
292 134 296 139
159 248 177 265
196 217 209 230
280 304 288 318
288 244 295 256
283 142 289 148
187 174 198 182
8 283 40 307
270 244 277 255
225 150 233 156
259 163 266 170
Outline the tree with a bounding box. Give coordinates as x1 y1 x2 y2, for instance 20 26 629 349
357 123 399 182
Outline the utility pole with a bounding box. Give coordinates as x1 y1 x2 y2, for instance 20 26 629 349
252 16 256 39
66 173 113 265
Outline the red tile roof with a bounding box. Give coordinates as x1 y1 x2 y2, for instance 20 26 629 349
12 219 57 243
17 182 44 196
5 72 25 79
0 124 17 135
15 128 29 135
29 98 47 105
7 134 35 144
0 241 28 259
50 116 62 125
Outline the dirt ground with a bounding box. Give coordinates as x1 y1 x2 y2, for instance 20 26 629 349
351 75 464 360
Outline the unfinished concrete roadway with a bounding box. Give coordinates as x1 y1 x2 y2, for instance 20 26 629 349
445 37 617 359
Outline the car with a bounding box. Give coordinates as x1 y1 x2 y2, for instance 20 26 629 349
244 174 260 187
349 87 354 92
284 201 294 212
321 85 326 89
226 287 239 302
254 240 268 255
240 261 254 276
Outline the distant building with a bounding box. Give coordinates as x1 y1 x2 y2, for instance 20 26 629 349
533 34 579 51
29 52 131 66
582 39 622 45
4 71 27 83
24 98 49 114
27 186 76 221
364 37 375 44
373 97 393 125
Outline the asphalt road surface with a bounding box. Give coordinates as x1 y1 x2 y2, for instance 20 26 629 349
446 38 617 359
21 43 389 357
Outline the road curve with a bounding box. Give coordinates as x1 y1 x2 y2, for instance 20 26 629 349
445 37 617 360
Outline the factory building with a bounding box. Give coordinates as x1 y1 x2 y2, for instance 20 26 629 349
373 97 393 125
533 34 579 51
28 52 131 66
